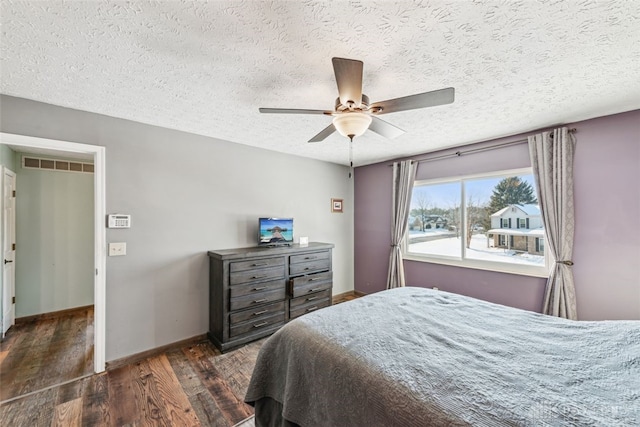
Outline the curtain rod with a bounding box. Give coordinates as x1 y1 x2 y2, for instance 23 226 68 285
389 128 577 166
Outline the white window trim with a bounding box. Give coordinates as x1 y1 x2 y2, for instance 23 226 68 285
403 167 551 278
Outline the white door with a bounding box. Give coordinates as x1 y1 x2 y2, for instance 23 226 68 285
2 167 16 337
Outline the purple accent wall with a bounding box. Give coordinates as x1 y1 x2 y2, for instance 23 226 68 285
571 110 640 320
354 110 640 320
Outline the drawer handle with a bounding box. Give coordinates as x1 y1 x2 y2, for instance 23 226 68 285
308 277 321 281
308 288 321 293
306 306 318 313
251 263 268 267
306 296 318 301
304 256 317 260
251 275 265 280
253 298 268 304
304 267 311 271
253 321 269 328
253 309 268 316
252 286 267 291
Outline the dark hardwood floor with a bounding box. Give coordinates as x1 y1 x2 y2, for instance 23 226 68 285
0 306 94 402
333 292 362 304
0 292 362 426
0 338 262 426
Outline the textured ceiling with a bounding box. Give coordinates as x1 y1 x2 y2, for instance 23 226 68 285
1 1 639 166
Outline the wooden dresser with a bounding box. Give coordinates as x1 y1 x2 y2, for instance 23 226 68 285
208 242 334 352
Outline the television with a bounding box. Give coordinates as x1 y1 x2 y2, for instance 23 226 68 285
258 217 294 246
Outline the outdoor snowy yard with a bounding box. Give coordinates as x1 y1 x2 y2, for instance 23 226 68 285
408 233 545 266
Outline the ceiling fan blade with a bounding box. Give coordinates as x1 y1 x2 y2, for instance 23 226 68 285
332 58 363 107
259 108 332 115
370 87 455 115
308 124 336 143
369 116 405 139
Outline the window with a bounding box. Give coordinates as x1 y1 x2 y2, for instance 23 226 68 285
405 168 548 277
405 181 460 258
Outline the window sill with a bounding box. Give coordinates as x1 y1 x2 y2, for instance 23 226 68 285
403 253 550 278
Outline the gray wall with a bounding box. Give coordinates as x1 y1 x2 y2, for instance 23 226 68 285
15 153 94 317
0 144 16 170
0 95 355 361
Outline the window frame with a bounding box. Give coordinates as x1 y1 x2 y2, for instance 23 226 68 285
403 167 551 278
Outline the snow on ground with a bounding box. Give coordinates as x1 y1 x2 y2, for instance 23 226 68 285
408 229 452 237
408 234 545 266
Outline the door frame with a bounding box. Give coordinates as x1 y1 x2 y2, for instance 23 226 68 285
0 132 106 373
1 167 16 337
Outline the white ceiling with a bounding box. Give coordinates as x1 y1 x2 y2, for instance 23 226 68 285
1 1 639 166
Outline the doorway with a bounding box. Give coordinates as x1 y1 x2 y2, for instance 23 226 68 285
0 133 106 380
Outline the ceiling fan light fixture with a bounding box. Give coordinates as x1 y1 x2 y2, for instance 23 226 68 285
332 112 372 140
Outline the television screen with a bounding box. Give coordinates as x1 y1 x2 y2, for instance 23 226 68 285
259 218 294 246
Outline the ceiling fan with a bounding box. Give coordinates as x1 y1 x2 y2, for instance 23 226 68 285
259 57 455 143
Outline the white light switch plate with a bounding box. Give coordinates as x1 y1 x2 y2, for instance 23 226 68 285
299 236 309 246
109 242 127 256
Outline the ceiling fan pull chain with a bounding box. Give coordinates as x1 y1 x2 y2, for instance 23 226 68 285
349 139 354 178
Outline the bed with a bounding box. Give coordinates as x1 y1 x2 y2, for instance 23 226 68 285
244 287 639 426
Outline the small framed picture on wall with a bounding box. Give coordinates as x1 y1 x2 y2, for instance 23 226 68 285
331 198 343 213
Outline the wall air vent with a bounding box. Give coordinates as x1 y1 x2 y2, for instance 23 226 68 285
22 156 94 174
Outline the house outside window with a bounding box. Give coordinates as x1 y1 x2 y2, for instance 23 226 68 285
404 168 549 277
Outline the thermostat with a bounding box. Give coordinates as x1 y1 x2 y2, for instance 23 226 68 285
107 214 131 228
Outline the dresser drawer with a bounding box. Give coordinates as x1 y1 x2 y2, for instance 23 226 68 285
229 279 286 299
290 251 330 265
289 298 331 320
230 257 284 273
290 280 332 299
230 265 285 286
290 272 332 298
289 288 332 309
229 300 286 325
230 288 286 311
289 259 330 276
229 312 286 338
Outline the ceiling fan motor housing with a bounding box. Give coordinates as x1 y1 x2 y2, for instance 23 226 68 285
335 94 370 112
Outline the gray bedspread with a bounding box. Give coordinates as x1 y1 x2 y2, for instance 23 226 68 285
245 287 639 426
